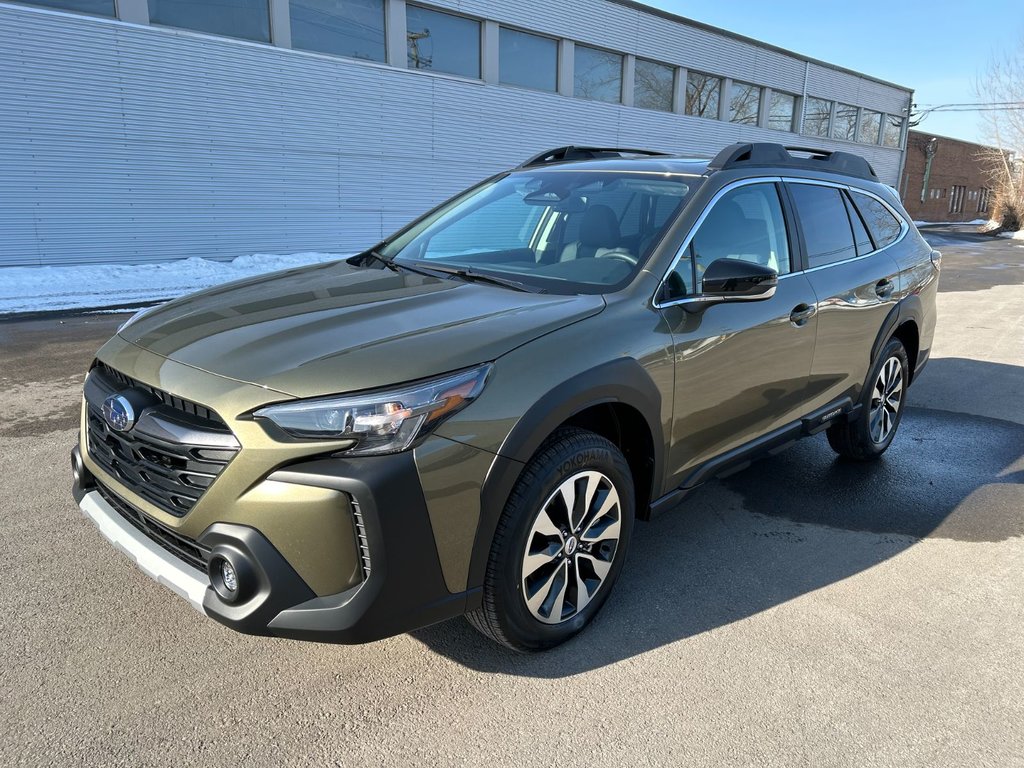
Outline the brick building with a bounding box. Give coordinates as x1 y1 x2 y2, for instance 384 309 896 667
900 130 997 223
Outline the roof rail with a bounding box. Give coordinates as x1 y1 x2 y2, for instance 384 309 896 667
518 146 673 168
707 142 878 181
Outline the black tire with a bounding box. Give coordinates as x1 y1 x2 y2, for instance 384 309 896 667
466 427 635 652
827 337 909 461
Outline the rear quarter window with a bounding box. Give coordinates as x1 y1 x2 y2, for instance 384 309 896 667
850 190 903 249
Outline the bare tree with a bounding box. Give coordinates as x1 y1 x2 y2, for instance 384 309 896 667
976 33 1024 230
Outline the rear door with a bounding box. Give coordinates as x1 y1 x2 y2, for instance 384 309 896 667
784 180 902 411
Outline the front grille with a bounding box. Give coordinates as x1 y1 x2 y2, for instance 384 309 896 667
96 481 211 573
95 362 223 426
85 365 240 518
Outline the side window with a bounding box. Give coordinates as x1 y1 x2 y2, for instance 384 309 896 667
692 184 791 278
850 191 903 249
663 183 790 300
788 184 857 268
843 192 874 256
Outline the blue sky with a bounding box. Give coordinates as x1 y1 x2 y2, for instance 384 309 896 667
645 0 1021 143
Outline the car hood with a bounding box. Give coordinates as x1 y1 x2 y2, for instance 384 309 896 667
120 260 605 399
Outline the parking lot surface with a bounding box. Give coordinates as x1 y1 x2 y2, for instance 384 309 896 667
1 226 1021 767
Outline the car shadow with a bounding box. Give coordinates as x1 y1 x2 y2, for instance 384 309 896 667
411 359 1024 677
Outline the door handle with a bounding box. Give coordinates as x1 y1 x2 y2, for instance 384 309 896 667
790 303 817 326
875 279 894 299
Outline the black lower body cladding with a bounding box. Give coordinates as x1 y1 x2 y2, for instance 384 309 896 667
264 452 479 644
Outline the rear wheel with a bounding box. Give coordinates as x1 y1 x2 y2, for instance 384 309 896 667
466 427 634 652
827 337 909 460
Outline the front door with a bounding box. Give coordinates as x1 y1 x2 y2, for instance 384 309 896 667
659 181 819 486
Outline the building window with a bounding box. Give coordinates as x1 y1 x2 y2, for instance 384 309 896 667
729 81 761 125
979 188 991 214
406 5 481 78
685 72 721 119
499 28 557 92
147 0 271 43
767 91 796 132
883 115 904 148
290 0 385 62
949 185 966 214
15 0 114 15
574 45 623 103
833 103 857 141
858 109 882 144
803 97 831 137
634 58 674 112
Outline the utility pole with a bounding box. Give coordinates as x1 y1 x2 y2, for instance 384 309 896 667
921 137 938 204
408 29 431 70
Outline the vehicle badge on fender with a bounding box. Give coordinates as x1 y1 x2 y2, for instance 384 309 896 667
102 393 136 432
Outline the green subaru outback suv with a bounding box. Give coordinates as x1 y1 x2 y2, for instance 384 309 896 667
72 143 939 651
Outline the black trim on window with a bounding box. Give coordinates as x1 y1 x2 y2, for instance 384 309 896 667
778 181 809 272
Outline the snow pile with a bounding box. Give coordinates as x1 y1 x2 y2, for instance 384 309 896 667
997 229 1024 240
0 252 350 315
912 219 990 226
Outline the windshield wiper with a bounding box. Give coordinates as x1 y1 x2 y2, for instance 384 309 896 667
361 249 401 272
407 264 545 293
362 250 447 280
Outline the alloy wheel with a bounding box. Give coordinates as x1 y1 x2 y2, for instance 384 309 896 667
869 356 904 443
520 470 622 625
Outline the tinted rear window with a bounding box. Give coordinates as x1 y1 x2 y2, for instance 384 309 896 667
789 184 856 268
851 191 903 249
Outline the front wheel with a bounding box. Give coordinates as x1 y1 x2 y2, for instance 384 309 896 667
827 337 909 460
466 427 634 652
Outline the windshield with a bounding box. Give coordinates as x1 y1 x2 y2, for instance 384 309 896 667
379 170 699 294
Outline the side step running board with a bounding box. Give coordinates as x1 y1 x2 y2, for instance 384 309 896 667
647 397 858 518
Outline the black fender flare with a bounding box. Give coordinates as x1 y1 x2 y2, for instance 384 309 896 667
466 357 664 591
871 293 924 373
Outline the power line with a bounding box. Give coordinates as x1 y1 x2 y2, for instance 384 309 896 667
909 101 1024 127
917 101 1024 107
914 102 1024 115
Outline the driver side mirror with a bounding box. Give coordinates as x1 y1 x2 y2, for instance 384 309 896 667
701 258 777 300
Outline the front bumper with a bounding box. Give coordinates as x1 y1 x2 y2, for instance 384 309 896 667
76 485 208 613
72 444 479 644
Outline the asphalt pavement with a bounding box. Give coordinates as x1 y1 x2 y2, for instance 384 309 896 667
0 226 1021 767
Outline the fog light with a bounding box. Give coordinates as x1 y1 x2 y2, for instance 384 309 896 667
209 554 248 603
220 560 238 593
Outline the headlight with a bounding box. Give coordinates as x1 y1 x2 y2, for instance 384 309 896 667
118 303 163 333
253 364 491 455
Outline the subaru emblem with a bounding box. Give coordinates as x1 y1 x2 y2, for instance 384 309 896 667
102 393 136 432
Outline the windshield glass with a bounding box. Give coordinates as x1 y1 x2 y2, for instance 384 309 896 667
380 170 699 294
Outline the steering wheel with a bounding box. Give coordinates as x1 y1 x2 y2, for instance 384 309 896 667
595 249 638 266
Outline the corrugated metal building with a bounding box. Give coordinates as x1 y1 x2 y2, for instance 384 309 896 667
0 0 913 267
